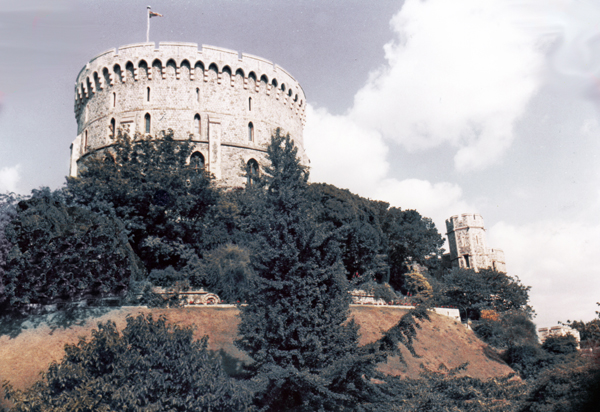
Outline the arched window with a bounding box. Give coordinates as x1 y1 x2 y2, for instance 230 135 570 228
145 113 151 134
190 152 205 172
247 159 259 186
194 114 201 135
248 122 254 142
113 92 116 107
196 88 200 102
249 97 252 111
110 118 116 139
147 87 151 102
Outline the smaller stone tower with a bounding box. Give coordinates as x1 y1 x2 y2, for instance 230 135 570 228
445 213 506 272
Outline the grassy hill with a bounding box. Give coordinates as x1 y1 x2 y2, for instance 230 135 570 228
0 305 515 407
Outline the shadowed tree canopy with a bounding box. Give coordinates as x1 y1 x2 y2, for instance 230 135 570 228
440 268 532 321
66 131 224 272
566 302 600 350
307 183 387 283
0 192 26 291
380 207 445 289
235 129 361 410
1 188 141 310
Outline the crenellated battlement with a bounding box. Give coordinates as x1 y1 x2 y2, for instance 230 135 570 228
445 214 506 273
74 42 305 122
446 213 486 233
70 42 307 187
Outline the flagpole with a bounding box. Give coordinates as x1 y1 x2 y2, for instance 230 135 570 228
146 6 150 43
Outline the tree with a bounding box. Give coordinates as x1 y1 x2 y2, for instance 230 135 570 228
234 129 362 410
0 192 26 296
380 208 444 290
565 302 600 351
439 268 532 321
1 188 141 310
66 131 224 274
3 314 254 411
307 183 387 283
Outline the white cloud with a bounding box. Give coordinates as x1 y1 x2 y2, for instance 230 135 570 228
0 165 20 193
305 105 389 194
351 0 547 171
489 220 600 326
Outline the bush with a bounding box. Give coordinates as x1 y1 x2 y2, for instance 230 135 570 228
502 344 552 379
4 314 254 411
542 334 579 355
204 244 256 303
473 310 537 349
403 271 433 301
521 359 600 412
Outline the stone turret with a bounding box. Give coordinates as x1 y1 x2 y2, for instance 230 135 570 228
445 213 506 272
70 42 307 187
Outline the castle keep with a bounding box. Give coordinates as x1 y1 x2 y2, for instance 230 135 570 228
446 214 506 272
70 42 307 187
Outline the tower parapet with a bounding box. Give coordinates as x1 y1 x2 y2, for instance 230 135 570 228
445 213 506 272
70 42 307 186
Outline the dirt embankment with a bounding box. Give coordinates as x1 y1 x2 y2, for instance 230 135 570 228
0 305 514 406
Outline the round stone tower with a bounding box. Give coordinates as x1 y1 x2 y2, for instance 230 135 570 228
70 42 307 187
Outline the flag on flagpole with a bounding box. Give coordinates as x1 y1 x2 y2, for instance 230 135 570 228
146 6 162 43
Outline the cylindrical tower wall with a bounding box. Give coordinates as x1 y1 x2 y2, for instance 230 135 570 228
70 42 307 186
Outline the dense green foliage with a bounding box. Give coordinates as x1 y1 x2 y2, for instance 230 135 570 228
541 334 579 355
0 193 23 291
381 207 445 290
66 131 222 273
521 359 600 412
1 189 141 310
307 183 387 283
376 370 527 412
439 268 532 321
473 310 538 349
566 302 600 350
234 130 363 410
4 314 253 411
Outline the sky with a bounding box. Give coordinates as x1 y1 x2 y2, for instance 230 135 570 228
0 0 599 328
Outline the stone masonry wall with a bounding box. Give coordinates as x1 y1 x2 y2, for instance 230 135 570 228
445 213 506 272
70 42 306 187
